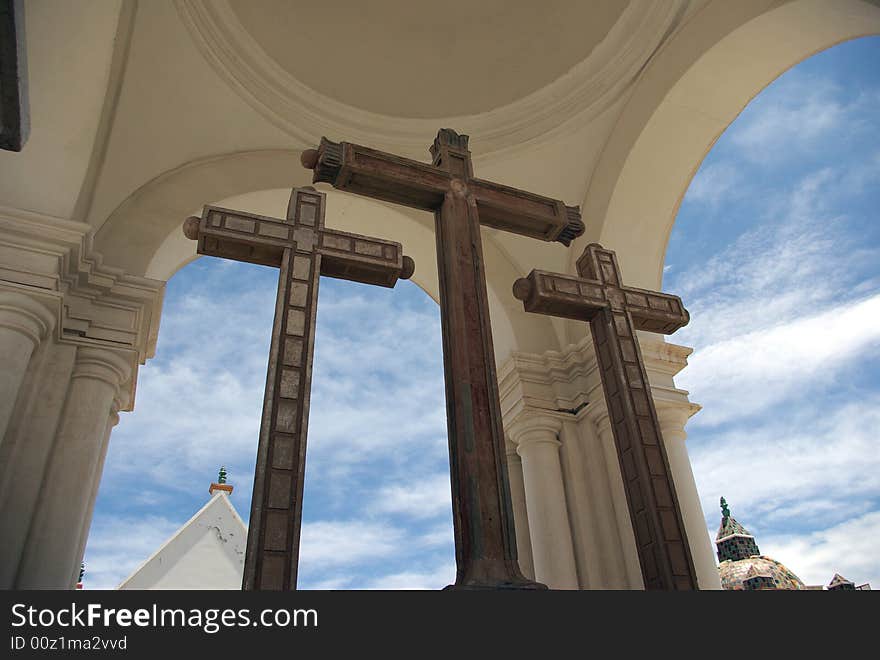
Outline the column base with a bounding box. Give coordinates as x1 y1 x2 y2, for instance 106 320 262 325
443 581 549 591
444 561 548 590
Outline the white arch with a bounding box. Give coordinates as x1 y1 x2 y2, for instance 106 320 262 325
577 0 880 291
96 152 561 362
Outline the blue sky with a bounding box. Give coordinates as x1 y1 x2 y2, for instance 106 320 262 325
85 37 879 590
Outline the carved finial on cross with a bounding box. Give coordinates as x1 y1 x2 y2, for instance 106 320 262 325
430 128 470 157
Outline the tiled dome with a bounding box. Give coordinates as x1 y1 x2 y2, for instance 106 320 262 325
715 497 806 590
719 555 806 590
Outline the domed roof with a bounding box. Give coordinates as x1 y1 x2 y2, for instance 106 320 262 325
714 497 806 590
719 555 806 590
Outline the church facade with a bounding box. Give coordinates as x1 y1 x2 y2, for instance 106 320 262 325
2 0 879 590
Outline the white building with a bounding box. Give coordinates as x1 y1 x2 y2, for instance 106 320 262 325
118 477 246 590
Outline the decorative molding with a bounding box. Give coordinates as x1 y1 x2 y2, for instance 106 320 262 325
499 333 700 433
0 205 164 410
174 0 690 159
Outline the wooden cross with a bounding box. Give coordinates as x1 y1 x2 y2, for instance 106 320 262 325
182 187 414 590
512 242 699 590
301 129 584 589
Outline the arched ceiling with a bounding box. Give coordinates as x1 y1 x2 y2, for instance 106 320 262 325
227 0 629 118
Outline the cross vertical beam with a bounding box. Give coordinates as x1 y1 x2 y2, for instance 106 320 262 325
513 243 699 590
0 0 29 151
183 187 413 590
244 189 321 591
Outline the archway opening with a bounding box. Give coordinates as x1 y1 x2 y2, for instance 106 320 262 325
83 220 454 590
664 36 880 589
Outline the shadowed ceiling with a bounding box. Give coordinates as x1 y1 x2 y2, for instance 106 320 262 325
227 0 630 118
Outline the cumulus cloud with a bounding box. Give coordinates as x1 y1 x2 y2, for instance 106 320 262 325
684 162 742 207
670 58 880 592
371 474 452 520
679 293 880 424
729 75 878 161
91 262 454 590
760 511 880 589
299 520 406 569
671 164 880 425
691 397 880 525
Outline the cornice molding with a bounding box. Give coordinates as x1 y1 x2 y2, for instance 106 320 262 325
174 0 689 159
0 206 164 410
499 333 699 430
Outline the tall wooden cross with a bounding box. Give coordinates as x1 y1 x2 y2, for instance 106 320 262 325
512 242 699 590
182 187 414 590
301 129 585 589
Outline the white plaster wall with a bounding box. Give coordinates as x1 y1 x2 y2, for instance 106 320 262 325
119 495 246 590
0 0 123 219
148 527 243 590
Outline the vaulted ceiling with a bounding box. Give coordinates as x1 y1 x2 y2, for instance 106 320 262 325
227 0 629 118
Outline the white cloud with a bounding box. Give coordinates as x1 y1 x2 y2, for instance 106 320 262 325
371 474 452 520
83 515 182 590
679 293 880 424
298 520 405 569
671 165 880 424
760 511 880 589
685 162 741 207
359 562 456 590
691 397 880 530
729 75 873 161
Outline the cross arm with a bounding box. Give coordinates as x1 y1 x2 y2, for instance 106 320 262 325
302 137 451 212
183 207 415 287
512 270 607 321
319 227 415 288
469 179 585 246
616 286 689 334
183 206 294 268
512 271 689 334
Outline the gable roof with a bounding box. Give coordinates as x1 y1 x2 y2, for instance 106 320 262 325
118 492 247 590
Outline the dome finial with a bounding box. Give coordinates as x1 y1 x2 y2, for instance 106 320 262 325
218 466 227 484
720 496 730 519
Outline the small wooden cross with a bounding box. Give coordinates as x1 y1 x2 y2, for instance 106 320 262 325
301 129 584 589
513 242 699 590
183 187 414 590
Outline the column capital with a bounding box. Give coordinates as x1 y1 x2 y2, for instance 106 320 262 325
586 403 612 437
71 346 132 392
0 291 56 347
654 398 700 434
507 413 563 451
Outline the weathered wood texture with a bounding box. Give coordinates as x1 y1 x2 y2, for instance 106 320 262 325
0 0 29 151
303 129 584 589
513 243 698 590
184 188 412 590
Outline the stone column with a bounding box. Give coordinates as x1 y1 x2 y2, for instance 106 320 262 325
573 414 629 588
591 409 644 588
16 346 131 589
0 291 55 445
509 415 578 589
655 401 722 590
504 439 535 580
0 342 76 588
72 403 122 581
